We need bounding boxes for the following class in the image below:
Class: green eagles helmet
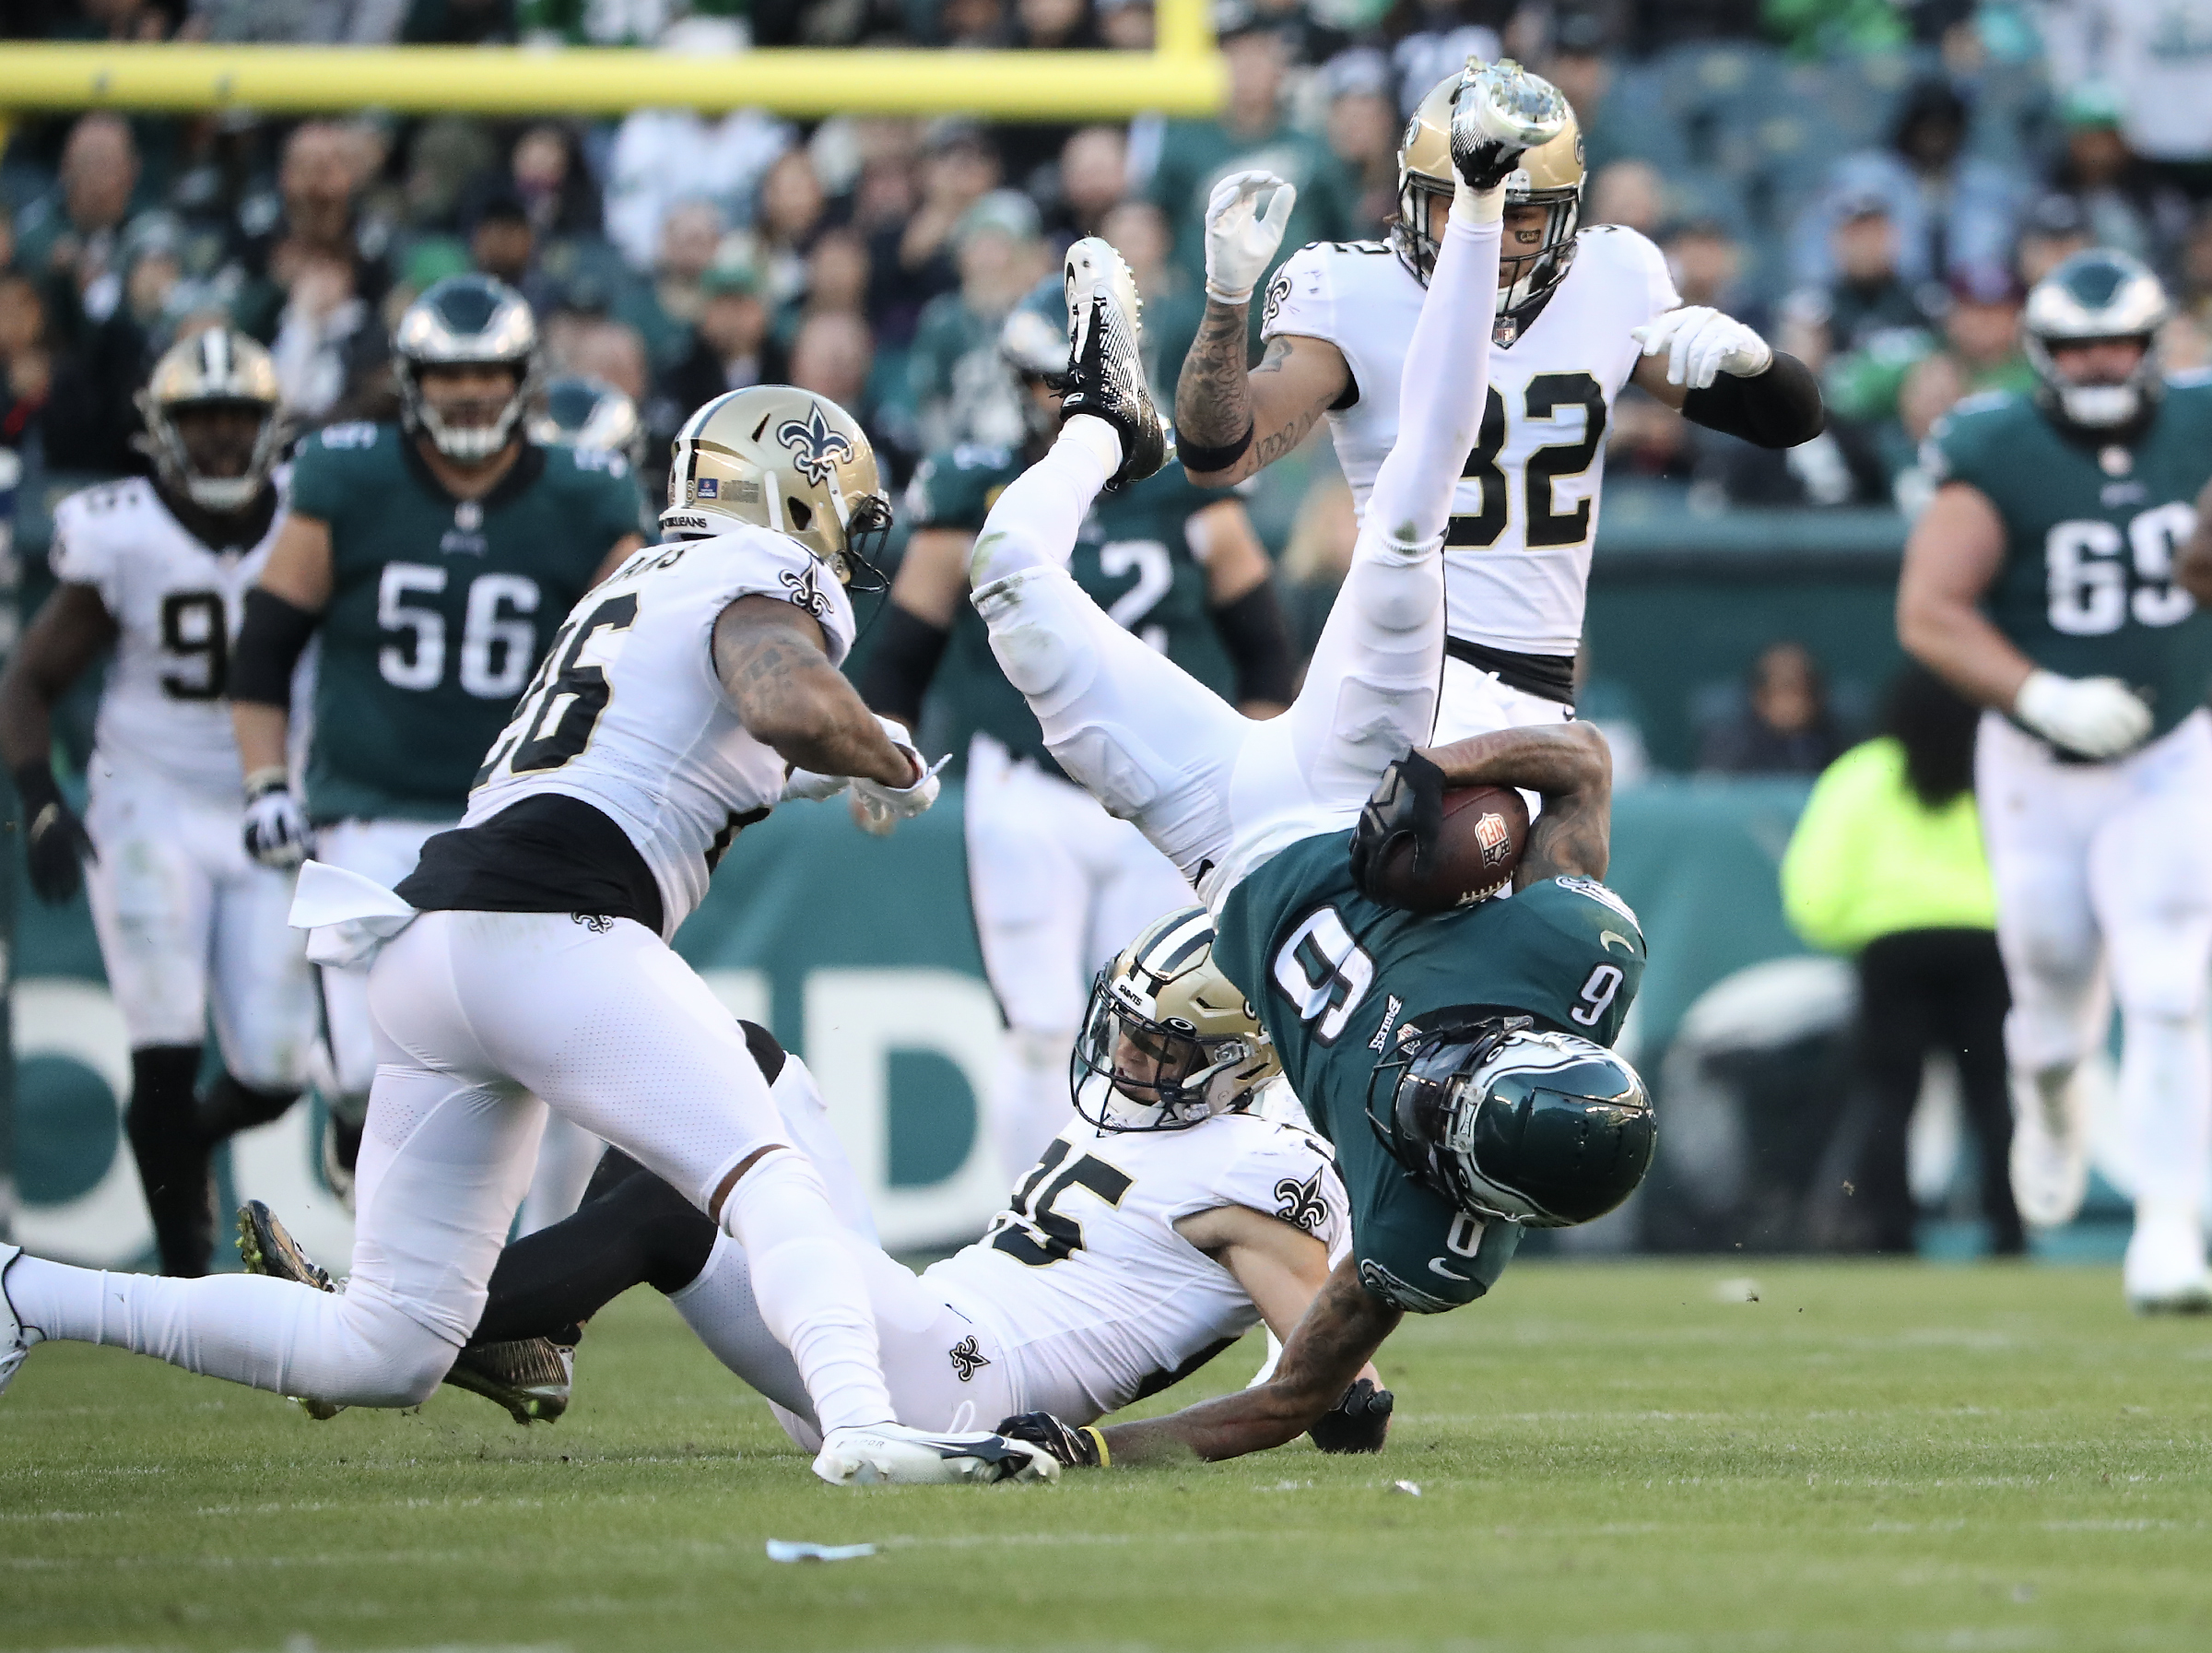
[394,273,540,464]
[531,373,644,467]
[1367,1014,1653,1227]
[2022,248,2171,431]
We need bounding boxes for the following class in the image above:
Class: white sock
[4,1254,453,1407]
[721,1149,895,1435]
[967,419,1119,590]
[1364,212,1501,553]
[667,1234,813,1421]
[2122,1010,2212,1210]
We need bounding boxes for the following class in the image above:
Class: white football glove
[1203,170,1297,305]
[1630,306,1773,390]
[852,754,948,837]
[241,767,310,869]
[781,766,851,803]
[2013,669,2153,760]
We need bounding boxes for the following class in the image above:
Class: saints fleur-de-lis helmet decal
[660,386,894,586]
[775,405,856,486]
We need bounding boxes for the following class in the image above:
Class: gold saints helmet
[1072,906,1283,1131]
[661,386,894,585]
[1395,61,1585,321]
[134,326,287,512]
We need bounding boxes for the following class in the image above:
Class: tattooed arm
[1421,720,1613,887]
[1173,308,1352,487]
[712,595,918,786]
[1092,1256,1401,1463]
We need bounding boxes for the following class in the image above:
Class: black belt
[1444,637,1577,706]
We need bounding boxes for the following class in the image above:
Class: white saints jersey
[465,527,856,937]
[924,1110,1352,1424]
[49,473,288,799]
[1263,226,1678,656]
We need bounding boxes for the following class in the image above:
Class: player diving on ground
[0,384,1062,1489]
[234,909,1394,1457]
[952,60,1655,1469]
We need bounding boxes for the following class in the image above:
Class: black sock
[471,1151,718,1346]
[126,1045,216,1278]
[198,1073,300,1143]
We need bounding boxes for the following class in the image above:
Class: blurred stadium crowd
[6,0,2212,771]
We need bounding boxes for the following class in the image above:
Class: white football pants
[9,910,896,1433]
[967,211,1501,904]
[1429,655,1579,824]
[83,766,317,1089]
[965,731,1194,1178]
[649,1045,1017,1447]
[311,817,446,1118]
[1976,709,2212,1213]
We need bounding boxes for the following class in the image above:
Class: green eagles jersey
[905,443,1236,773]
[1213,834,1649,1314]
[1927,378,2212,741]
[289,422,647,821]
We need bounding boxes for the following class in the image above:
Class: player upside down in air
[0,380,1065,1489]
[236,910,1396,1457]
[955,60,1657,1468]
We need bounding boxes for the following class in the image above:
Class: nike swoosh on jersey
[1601,929,1635,954]
[1428,1257,1472,1281]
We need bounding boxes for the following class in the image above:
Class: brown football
[1368,784,1531,914]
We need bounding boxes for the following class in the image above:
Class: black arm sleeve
[1679,351,1825,449]
[229,587,322,708]
[853,602,952,727]
[1209,576,1297,707]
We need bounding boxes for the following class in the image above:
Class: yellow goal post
[0,0,1221,121]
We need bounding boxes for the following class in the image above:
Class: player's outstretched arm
[1176,326,1351,487]
[1179,1200,1390,1451]
[714,595,921,788]
[1423,719,1613,888]
[1088,1258,1401,1465]
[0,584,116,903]
[1173,169,1349,486]
[1630,309,1825,448]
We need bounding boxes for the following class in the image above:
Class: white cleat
[2009,1067,2090,1229]
[1449,57,1571,191]
[2124,1201,2212,1314]
[812,1423,1059,1487]
[0,1244,42,1399]
[1061,236,1167,488]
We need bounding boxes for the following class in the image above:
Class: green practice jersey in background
[288,422,647,822]
[1213,834,1649,1314]
[903,443,1236,775]
[1926,377,2212,742]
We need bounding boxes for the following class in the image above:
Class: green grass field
[6,1260,2212,1652]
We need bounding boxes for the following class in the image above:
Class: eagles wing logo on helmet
[776,406,856,486]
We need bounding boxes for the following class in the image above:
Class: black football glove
[14,762,95,904]
[1347,750,1445,903]
[996,1410,1104,1468]
[1308,1377,1394,1454]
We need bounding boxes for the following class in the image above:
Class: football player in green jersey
[228,276,647,1191]
[859,291,1296,1178]
[967,64,1656,1466]
[1900,249,2212,1310]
